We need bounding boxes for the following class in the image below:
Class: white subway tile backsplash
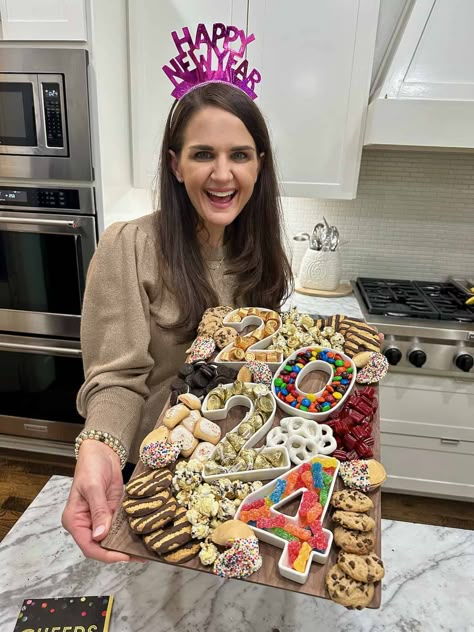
[282,149,474,281]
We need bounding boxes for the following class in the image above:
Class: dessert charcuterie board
[102,371,382,608]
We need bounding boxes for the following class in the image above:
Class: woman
[62,82,293,562]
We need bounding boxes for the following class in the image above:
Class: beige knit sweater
[77,213,236,463]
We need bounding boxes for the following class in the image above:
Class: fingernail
[93,525,105,538]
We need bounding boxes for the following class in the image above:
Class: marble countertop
[1,477,473,631]
[282,291,362,319]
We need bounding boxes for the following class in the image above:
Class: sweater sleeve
[76,221,156,455]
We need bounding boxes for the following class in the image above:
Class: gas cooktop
[356,277,474,324]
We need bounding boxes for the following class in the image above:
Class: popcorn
[173,461,262,540]
[199,542,219,566]
[195,496,219,517]
[192,523,211,540]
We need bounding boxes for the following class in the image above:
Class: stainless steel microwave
[0,48,92,181]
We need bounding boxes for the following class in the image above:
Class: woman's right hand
[62,439,136,563]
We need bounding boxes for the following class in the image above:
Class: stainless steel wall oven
[0,184,96,448]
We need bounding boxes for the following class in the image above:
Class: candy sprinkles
[213,536,263,579]
[273,349,354,412]
[140,440,183,469]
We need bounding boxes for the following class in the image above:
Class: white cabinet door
[247,0,379,199]
[0,0,87,41]
[129,0,248,189]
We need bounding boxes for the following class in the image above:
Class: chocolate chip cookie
[326,564,375,609]
[332,510,375,532]
[214,326,237,350]
[331,489,374,513]
[333,526,375,554]
[337,551,385,583]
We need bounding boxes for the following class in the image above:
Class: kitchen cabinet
[365,0,474,148]
[0,0,87,41]
[246,0,378,199]
[380,373,474,501]
[128,0,379,198]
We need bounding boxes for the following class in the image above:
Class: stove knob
[408,349,426,368]
[384,347,402,366]
[455,353,474,373]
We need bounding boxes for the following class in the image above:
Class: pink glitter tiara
[162,23,262,101]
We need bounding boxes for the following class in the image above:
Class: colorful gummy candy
[270,527,299,542]
[240,498,266,512]
[256,514,286,529]
[273,348,354,413]
[269,478,287,504]
[239,505,270,523]
[284,523,311,541]
[308,531,328,552]
[306,502,322,524]
[288,540,302,565]
[299,491,319,518]
[320,489,328,507]
[283,470,300,497]
[301,470,315,491]
[311,461,323,488]
[322,471,333,488]
[293,542,312,573]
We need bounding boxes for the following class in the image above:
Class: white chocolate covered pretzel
[266,417,336,465]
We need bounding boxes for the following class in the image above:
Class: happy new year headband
[162,23,262,101]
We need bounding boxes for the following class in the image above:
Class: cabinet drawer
[380,376,474,432]
[381,432,474,500]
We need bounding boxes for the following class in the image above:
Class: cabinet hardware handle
[440,437,460,445]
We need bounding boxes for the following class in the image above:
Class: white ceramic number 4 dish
[235,455,340,584]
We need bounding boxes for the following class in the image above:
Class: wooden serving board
[102,373,382,608]
[295,282,353,298]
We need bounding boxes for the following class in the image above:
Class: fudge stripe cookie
[125,468,172,498]
[337,551,385,583]
[122,488,170,517]
[333,526,375,554]
[163,541,201,564]
[129,498,177,534]
[326,564,374,609]
[332,510,375,532]
[143,522,193,555]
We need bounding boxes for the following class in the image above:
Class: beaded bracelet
[75,429,128,469]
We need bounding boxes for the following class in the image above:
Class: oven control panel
[0,186,80,209]
[382,336,474,379]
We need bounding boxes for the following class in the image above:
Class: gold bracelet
[75,429,128,469]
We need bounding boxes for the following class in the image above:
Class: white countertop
[1,476,473,632]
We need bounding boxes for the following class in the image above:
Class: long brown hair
[155,83,293,342]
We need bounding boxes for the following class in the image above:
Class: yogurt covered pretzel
[266,417,337,465]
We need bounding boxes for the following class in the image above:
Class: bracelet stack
[75,429,128,469]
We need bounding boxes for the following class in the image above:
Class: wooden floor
[1,449,473,543]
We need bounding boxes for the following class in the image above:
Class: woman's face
[170,106,262,236]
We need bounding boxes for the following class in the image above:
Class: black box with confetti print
[12,595,114,632]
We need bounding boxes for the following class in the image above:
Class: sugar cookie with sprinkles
[245,360,273,386]
[213,536,263,579]
[356,352,389,384]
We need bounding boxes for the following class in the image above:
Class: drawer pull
[440,437,460,445]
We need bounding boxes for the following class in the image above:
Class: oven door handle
[0,216,79,228]
[0,341,82,357]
